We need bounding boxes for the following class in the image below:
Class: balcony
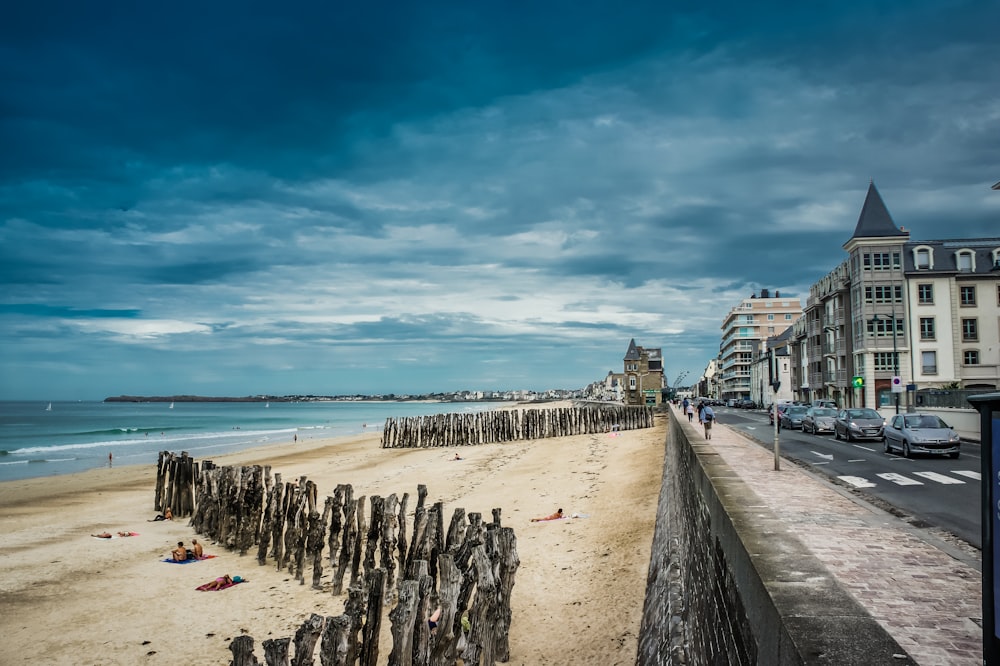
[823,370,847,386]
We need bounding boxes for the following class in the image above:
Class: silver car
[802,407,838,435]
[883,413,961,459]
[834,408,885,442]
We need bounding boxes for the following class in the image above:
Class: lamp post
[870,306,901,415]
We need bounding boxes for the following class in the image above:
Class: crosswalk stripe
[912,471,965,485]
[877,473,923,486]
[952,470,981,480]
[838,476,876,488]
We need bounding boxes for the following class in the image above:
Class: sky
[2,1,999,401]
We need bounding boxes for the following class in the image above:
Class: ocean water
[0,400,508,483]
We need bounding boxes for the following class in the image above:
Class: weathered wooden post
[332,493,358,596]
[387,578,420,666]
[494,526,519,662]
[262,637,290,666]
[291,613,324,666]
[359,569,386,666]
[381,493,399,597]
[319,615,351,666]
[307,507,326,589]
[230,635,260,666]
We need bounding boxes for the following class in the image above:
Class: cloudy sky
[2,1,998,401]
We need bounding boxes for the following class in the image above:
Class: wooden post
[319,615,351,666]
[291,613,325,666]
[429,554,463,666]
[229,635,260,666]
[359,569,386,666]
[332,493,357,596]
[262,637,290,666]
[387,579,419,666]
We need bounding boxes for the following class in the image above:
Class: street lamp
[870,307,900,415]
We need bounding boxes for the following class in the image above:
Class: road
[715,406,982,548]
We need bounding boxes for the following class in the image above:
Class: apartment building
[796,182,999,409]
[719,290,802,403]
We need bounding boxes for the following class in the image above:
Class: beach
[0,406,666,665]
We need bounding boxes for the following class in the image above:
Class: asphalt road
[714,406,982,548]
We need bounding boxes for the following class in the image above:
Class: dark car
[801,407,838,434]
[834,408,885,442]
[883,413,961,458]
[779,405,809,430]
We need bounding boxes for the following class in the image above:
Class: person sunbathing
[199,574,245,590]
[171,541,187,561]
[530,508,564,522]
[149,506,173,521]
[191,538,203,558]
[93,532,113,538]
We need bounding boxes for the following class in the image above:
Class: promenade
[673,404,982,665]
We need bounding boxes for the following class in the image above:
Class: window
[917,284,933,304]
[767,326,775,334]
[865,286,901,303]
[962,318,978,342]
[629,376,637,389]
[863,252,900,270]
[919,317,935,340]
[873,352,899,371]
[867,317,902,337]
[961,285,976,306]
[921,351,937,374]
[956,251,974,272]
[785,313,792,320]
[767,314,774,321]
[915,248,931,269]
[964,350,980,365]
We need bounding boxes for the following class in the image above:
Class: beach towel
[162,555,217,564]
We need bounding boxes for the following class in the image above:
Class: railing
[915,388,995,409]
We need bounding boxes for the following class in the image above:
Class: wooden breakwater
[153,451,197,517]
[184,461,517,666]
[381,404,654,448]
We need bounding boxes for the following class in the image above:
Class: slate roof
[624,338,641,361]
[850,182,907,239]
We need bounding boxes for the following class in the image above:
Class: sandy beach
[0,406,666,665]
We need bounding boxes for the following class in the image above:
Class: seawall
[636,412,912,665]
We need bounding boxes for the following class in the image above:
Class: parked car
[779,405,809,430]
[768,400,793,425]
[833,408,885,442]
[811,399,837,410]
[801,407,838,434]
[883,413,961,458]
[738,399,755,409]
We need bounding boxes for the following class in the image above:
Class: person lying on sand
[530,508,564,522]
[198,574,245,590]
[92,531,135,538]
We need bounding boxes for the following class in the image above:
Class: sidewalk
[673,404,982,666]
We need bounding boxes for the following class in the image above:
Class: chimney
[775,290,781,298]
[760,288,770,299]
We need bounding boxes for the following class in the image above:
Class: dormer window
[991,248,1000,269]
[913,246,932,270]
[956,250,975,272]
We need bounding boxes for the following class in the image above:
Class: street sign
[891,376,904,393]
[851,376,864,388]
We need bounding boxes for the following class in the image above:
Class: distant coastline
[102,394,518,404]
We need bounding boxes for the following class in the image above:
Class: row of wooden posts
[180,460,517,666]
[154,451,197,517]
[381,404,654,448]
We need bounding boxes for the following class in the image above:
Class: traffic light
[851,376,864,388]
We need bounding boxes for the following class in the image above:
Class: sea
[0,400,509,484]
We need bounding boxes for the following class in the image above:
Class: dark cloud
[1,1,998,398]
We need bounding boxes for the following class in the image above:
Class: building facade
[719,290,802,403]
[800,183,999,410]
[623,338,665,405]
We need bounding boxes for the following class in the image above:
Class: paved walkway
[673,405,982,665]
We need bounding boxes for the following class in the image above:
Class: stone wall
[636,414,909,665]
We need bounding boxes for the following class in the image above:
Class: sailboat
[169,402,174,409]
[45,402,52,411]
[265,402,270,408]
